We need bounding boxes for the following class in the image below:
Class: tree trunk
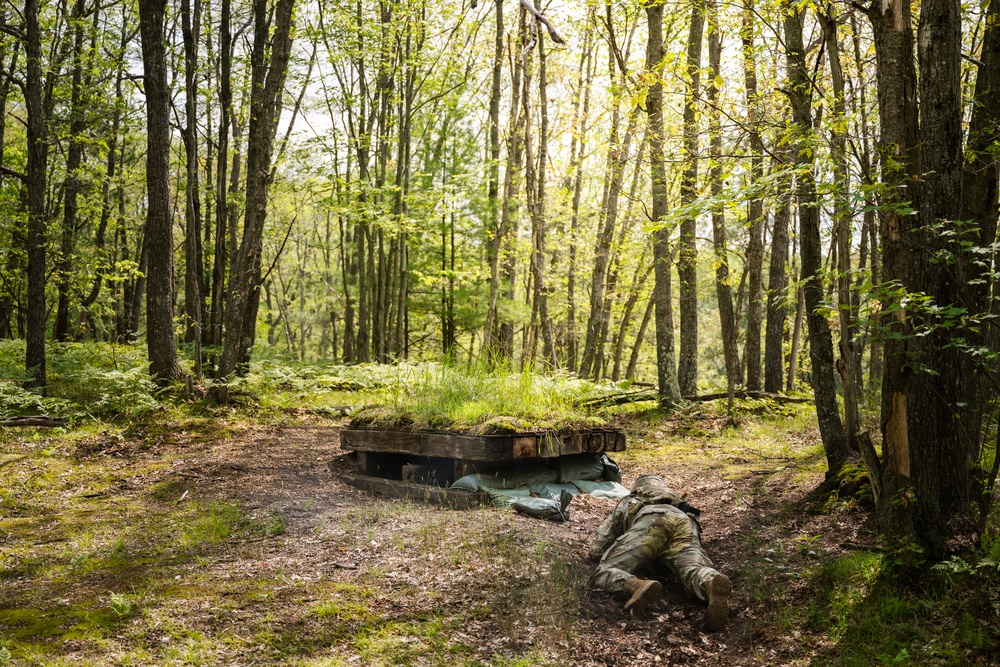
[181,0,204,350]
[529,13,556,367]
[496,8,527,359]
[81,15,128,322]
[647,0,681,405]
[25,0,47,388]
[742,0,764,391]
[677,0,705,396]
[627,293,656,382]
[864,0,999,557]
[785,3,849,476]
[564,11,594,372]
[709,0,740,394]
[215,0,295,382]
[484,0,504,358]
[54,0,87,343]
[850,8,881,396]
[822,7,860,448]
[579,100,638,378]
[210,0,233,362]
[764,163,791,394]
[612,262,652,381]
[138,0,184,383]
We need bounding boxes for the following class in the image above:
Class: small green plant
[109,592,133,618]
[69,554,91,571]
[0,645,11,664]
[793,533,822,549]
[260,515,286,537]
[180,502,243,548]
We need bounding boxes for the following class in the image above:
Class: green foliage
[108,593,133,619]
[179,502,244,548]
[0,341,161,420]
[0,381,73,419]
[795,543,1000,665]
[348,362,615,432]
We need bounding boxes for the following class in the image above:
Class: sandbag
[573,480,631,498]
[510,489,574,522]
[554,454,605,483]
[451,465,558,492]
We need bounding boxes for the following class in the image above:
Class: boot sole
[704,575,731,631]
[624,580,663,614]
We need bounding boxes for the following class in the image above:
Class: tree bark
[496,8,527,360]
[627,293,655,382]
[139,0,184,382]
[54,0,88,343]
[484,0,504,358]
[613,262,652,381]
[215,0,295,382]
[564,11,594,372]
[709,0,740,394]
[25,0,47,388]
[528,11,556,367]
[741,0,764,391]
[210,0,233,363]
[821,7,860,448]
[181,0,204,351]
[864,0,999,557]
[677,0,705,396]
[579,100,638,378]
[647,0,681,405]
[764,165,791,394]
[784,3,849,476]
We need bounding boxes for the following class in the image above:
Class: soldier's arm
[588,513,617,560]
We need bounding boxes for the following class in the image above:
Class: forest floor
[1,403,997,666]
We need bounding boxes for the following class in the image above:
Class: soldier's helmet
[632,474,685,505]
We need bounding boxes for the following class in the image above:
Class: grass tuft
[349,363,615,432]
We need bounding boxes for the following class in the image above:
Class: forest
[0,0,998,664]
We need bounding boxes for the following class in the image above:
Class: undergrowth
[799,539,1000,666]
[348,362,617,433]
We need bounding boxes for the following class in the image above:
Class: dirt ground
[73,420,872,666]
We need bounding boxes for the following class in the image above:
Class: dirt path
[132,422,867,666]
[0,416,882,665]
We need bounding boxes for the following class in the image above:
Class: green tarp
[450,453,630,521]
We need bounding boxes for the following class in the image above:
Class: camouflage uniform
[589,478,720,602]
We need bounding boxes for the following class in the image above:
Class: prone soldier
[589,474,731,631]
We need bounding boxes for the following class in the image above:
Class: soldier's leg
[654,515,720,601]
[589,514,672,593]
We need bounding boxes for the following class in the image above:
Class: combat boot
[622,577,663,614]
[704,573,731,631]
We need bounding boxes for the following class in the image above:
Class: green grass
[348,362,616,433]
[2,352,999,666]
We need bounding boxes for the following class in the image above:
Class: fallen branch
[0,455,30,470]
[282,406,351,417]
[839,541,883,552]
[0,416,69,427]
[581,389,810,409]
[579,390,659,408]
[683,391,810,404]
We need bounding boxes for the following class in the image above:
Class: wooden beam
[333,470,490,510]
[341,427,626,461]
